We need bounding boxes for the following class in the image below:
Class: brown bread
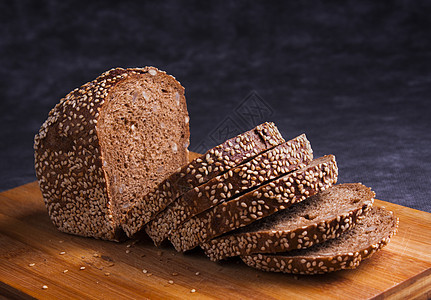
[170,155,338,252]
[241,206,398,274]
[146,134,313,245]
[121,122,285,237]
[34,67,189,240]
[202,183,374,261]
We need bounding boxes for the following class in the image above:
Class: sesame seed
[29,263,35,267]
[42,285,48,290]
[80,266,86,270]
[191,289,197,293]
[168,280,174,284]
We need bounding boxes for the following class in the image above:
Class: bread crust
[146,134,313,246]
[121,122,285,237]
[241,207,398,275]
[34,67,188,240]
[202,183,374,261]
[170,155,338,252]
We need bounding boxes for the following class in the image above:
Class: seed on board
[42,285,48,290]
[168,280,174,284]
[80,266,86,270]
[142,269,148,273]
[104,272,111,276]
[63,270,68,273]
[191,289,196,293]
[60,251,66,255]
[195,272,200,275]
[29,263,35,267]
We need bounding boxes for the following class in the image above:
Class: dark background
[1,1,430,212]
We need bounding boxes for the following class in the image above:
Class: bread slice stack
[141,130,397,274]
[35,67,398,275]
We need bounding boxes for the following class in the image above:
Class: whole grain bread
[202,183,374,261]
[121,122,285,237]
[241,206,398,274]
[146,134,313,246]
[34,67,189,240]
[170,155,339,252]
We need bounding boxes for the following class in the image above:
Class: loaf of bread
[241,207,398,274]
[34,67,190,240]
[201,183,374,261]
[146,134,313,246]
[121,122,285,237]
[170,155,338,252]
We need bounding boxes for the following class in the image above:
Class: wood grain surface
[0,153,430,299]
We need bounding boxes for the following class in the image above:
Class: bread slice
[202,183,374,261]
[146,134,314,246]
[34,67,189,240]
[121,122,285,237]
[241,206,398,274]
[170,155,339,252]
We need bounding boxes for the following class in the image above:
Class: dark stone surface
[1,1,430,212]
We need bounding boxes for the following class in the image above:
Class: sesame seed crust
[121,122,285,237]
[34,67,188,241]
[201,183,374,261]
[145,134,313,246]
[241,207,398,275]
[169,155,338,252]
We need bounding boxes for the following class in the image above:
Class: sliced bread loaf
[34,67,189,240]
[241,206,398,274]
[145,134,313,245]
[121,122,284,237]
[202,183,374,261]
[170,155,339,252]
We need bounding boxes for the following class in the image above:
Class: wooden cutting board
[1,154,430,299]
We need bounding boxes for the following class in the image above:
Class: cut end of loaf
[98,70,189,219]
